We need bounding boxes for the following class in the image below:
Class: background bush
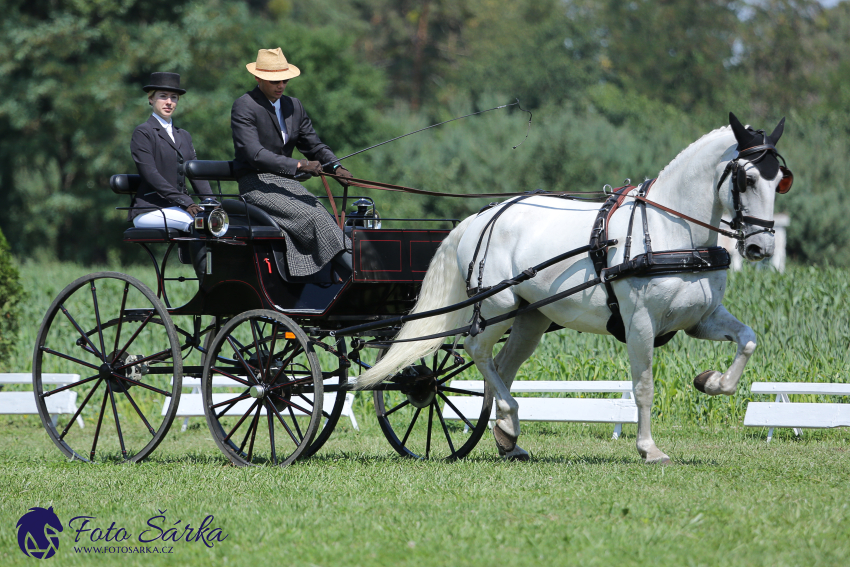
[0,226,25,372]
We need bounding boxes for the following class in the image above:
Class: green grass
[0,418,847,567]
[2,260,849,565]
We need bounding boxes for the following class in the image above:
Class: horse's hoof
[645,455,672,465]
[693,370,720,394]
[493,423,518,454]
[505,450,530,462]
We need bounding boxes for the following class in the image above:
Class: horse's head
[718,112,793,262]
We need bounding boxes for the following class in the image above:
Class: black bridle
[716,140,794,243]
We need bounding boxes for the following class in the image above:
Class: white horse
[356,113,791,464]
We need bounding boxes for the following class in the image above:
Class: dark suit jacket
[231,87,339,178]
[129,115,212,220]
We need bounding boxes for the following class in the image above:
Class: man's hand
[334,167,354,187]
[297,160,323,176]
[186,204,202,216]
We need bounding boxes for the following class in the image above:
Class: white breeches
[133,207,193,232]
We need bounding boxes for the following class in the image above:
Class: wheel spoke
[113,374,171,397]
[400,406,422,447]
[286,405,305,441]
[268,342,304,385]
[226,336,260,383]
[439,386,484,397]
[59,304,104,361]
[438,391,477,431]
[435,399,456,455]
[268,393,312,416]
[41,374,99,398]
[266,403,278,465]
[89,387,110,460]
[113,347,174,372]
[111,283,131,358]
[209,366,253,387]
[249,320,266,379]
[384,398,411,417]
[426,403,434,459]
[269,402,300,445]
[106,381,128,459]
[40,347,101,372]
[223,398,260,442]
[242,407,262,459]
[210,392,251,409]
[296,393,329,419]
[121,384,157,436]
[59,378,103,440]
[90,281,108,365]
[435,361,476,386]
[265,323,279,381]
[112,311,154,364]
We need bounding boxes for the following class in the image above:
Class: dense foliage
[2,0,850,264]
[0,227,24,371]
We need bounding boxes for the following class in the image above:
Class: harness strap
[632,195,741,239]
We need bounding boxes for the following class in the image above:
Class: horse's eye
[746,177,756,187]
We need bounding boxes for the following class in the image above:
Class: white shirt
[152,112,175,143]
[270,98,288,144]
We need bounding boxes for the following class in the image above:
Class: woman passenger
[129,72,212,230]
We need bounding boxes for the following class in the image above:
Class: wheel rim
[372,344,492,460]
[32,272,182,463]
[202,310,323,466]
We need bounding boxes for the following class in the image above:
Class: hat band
[256,67,289,72]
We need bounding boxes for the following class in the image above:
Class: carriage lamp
[347,198,381,229]
[193,198,230,237]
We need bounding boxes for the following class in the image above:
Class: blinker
[777,166,793,194]
[735,166,747,193]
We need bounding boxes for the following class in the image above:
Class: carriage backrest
[110,174,141,195]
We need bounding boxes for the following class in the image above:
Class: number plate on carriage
[352,229,449,282]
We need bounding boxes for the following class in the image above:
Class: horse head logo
[16,507,63,559]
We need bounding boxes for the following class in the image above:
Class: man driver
[231,47,354,277]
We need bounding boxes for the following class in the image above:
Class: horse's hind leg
[686,304,757,396]
[494,309,552,389]
[464,317,532,460]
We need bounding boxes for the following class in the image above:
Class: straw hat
[246,48,301,81]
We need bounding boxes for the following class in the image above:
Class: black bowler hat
[142,72,186,95]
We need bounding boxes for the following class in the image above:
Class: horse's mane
[657,125,733,179]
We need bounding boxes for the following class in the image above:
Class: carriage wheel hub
[99,363,113,381]
[249,384,268,399]
[406,378,437,409]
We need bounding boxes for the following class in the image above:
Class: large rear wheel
[372,342,493,460]
[32,272,182,463]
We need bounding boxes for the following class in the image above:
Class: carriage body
[31,161,492,467]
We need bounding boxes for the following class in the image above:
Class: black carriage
[32,161,494,466]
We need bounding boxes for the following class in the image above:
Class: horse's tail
[353,215,475,389]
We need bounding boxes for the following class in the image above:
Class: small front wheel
[202,310,323,466]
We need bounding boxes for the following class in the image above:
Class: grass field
[1,261,848,565]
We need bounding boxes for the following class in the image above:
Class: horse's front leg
[626,317,670,464]
[686,304,756,396]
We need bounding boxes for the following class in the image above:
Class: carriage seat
[110,172,282,241]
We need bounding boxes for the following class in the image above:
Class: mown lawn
[0,416,847,567]
[2,261,849,566]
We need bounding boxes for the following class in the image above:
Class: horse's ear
[768,117,785,145]
[729,112,749,146]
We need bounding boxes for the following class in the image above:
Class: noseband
[716,140,794,242]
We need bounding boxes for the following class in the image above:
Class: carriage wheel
[300,335,348,458]
[32,272,182,463]
[372,343,493,460]
[202,310,323,466]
